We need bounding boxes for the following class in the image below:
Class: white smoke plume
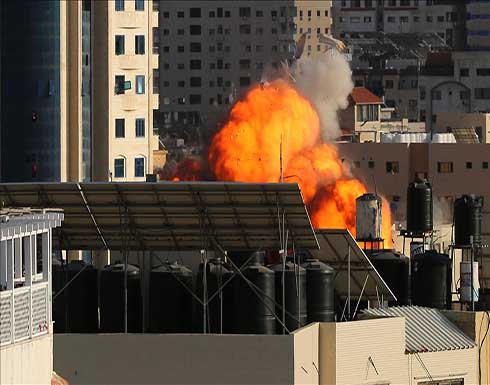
[292,52,354,140]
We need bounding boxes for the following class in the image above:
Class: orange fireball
[208,79,393,246]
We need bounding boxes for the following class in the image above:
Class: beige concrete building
[92,0,159,182]
[157,1,332,136]
[436,112,490,144]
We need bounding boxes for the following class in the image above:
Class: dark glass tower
[1,0,61,182]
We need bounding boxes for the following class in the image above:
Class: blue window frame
[115,0,124,11]
[135,0,144,11]
[135,118,145,137]
[136,75,145,94]
[114,158,125,178]
[135,157,145,177]
[115,119,125,138]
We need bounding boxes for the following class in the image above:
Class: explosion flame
[207,79,392,244]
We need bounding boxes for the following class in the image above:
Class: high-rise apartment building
[466,0,490,50]
[0,0,159,183]
[156,0,332,136]
[333,0,465,48]
[92,0,160,182]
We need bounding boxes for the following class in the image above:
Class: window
[240,59,251,70]
[190,25,201,35]
[209,10,215,17]
[356,104,379,122]
[152,28,159,54]
[325,10,329,16]
[189,94,201,104]
[317,10,320,16]
[177,46,184,53]
[308,10,312,17]
[178,63,184,69]
[427,16,433,22]
[386,161,400,174]
[400,16,409,23]
[136,75,145,94]
[135,118,145,137]
[115,0,124,11]
[178,29,185,35]
[115,75,125,94]
[135,0,144,11]
[414,16,419,22]
[134,157,145,177]
[420,87,426,100]
[177,11,184,18]
[466,161,473,169]
[178,80,185,87]
[115,119,125,138]
[115,35,125,55]
[400,0,410,5]
[256,27,263,35]
[240,76,251,87]
[190,77,201,87]
[271,27,277,34]
[114,158,125,178]
[385,79,394,89]
[432,90,442,100]
[368,161,375,169]
[460,90,470,100]
[190,42,201,52]
[437,15,444,22]
[239,7,251,17]
[483,162,489,169]
[256,45,263,52]
[437,162,453,173]
[365,0,372,6]
[153,69,159,94]
[460,68,469,77]
[387,0,396,6]
[190,60,201,70]
[163,46,170,53]
[364,16,372,22]
[476,68,490,76]
[475,88,490,99]
[240,24,251,34]
[163,11,169,18]
[353,161,361,168]
[387,16,395,23]
[351,16,361,23]
[189,7,201,18]
[256,10,263,17]
[152,0,159,11]
[135,35,145,54]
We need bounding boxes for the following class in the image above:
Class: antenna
[280,132,284,183]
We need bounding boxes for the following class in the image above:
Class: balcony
[0,210,63,348]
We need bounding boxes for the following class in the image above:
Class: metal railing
[0,281,49,347]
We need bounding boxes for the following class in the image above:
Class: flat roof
[0,182,318,251]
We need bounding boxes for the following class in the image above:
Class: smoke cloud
[292,52,354,141]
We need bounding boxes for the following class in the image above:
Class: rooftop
[362,306,476,354]
[349,87,383,105]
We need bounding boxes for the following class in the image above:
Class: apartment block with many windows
[156,1,332,136]
[92,0,160,182]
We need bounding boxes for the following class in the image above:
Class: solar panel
[0,182,318,251]
[310,229,396,302]
[451,128,480,144]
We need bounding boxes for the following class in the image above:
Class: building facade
[0,0,159,183]
[156,1,332,137]
[466,0,490,50]
[332,0,465,49]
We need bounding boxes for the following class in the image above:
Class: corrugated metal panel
[362,306,476,353]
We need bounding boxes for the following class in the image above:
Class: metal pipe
[347,244,351,320]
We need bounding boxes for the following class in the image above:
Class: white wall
[0,333,53,385]
[54,333,296,385]
[293,323,320,385]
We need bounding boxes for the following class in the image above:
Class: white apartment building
[419,51,490,130]
[92,0,160,182]
[157,0,332,136]
[333,0,465,48]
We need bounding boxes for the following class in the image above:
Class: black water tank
[411,251,451,309]
[270,261,307,333]
[100,263,142,333]
[195,259,234,333]
[52,260,99,333]
[407,178,433,233]
[149,262,194,333]
[233,261,276,334]
[369,250,409,306]
[454,195,482,246]
[301,259,335,322]
[52,259,68,333]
